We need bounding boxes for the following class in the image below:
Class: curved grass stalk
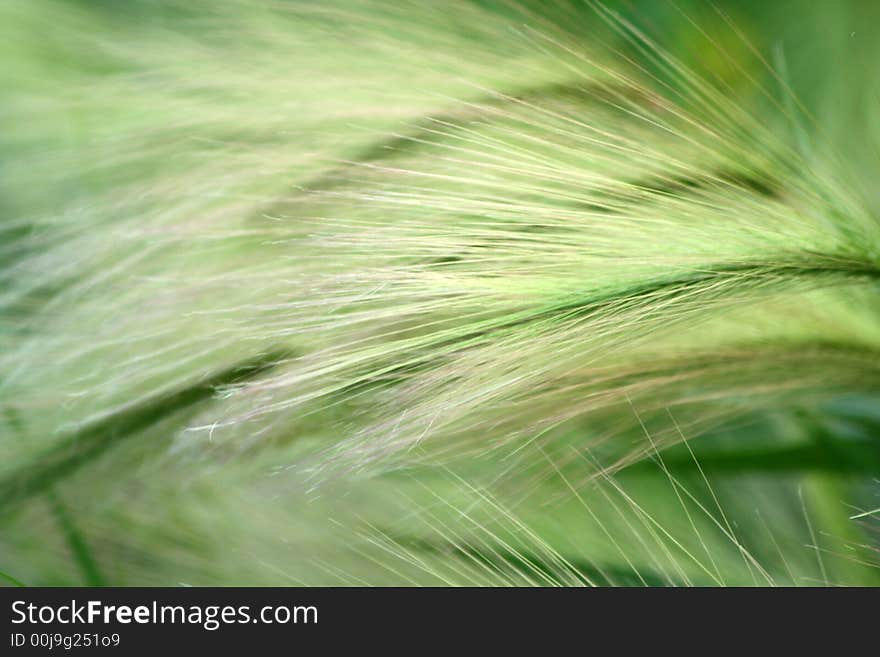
[1,0,879,587]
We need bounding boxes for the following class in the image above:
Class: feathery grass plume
[1,0,879,586]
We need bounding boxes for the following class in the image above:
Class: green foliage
[1,0,878,586]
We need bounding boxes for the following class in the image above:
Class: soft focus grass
[1,0,879,586]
